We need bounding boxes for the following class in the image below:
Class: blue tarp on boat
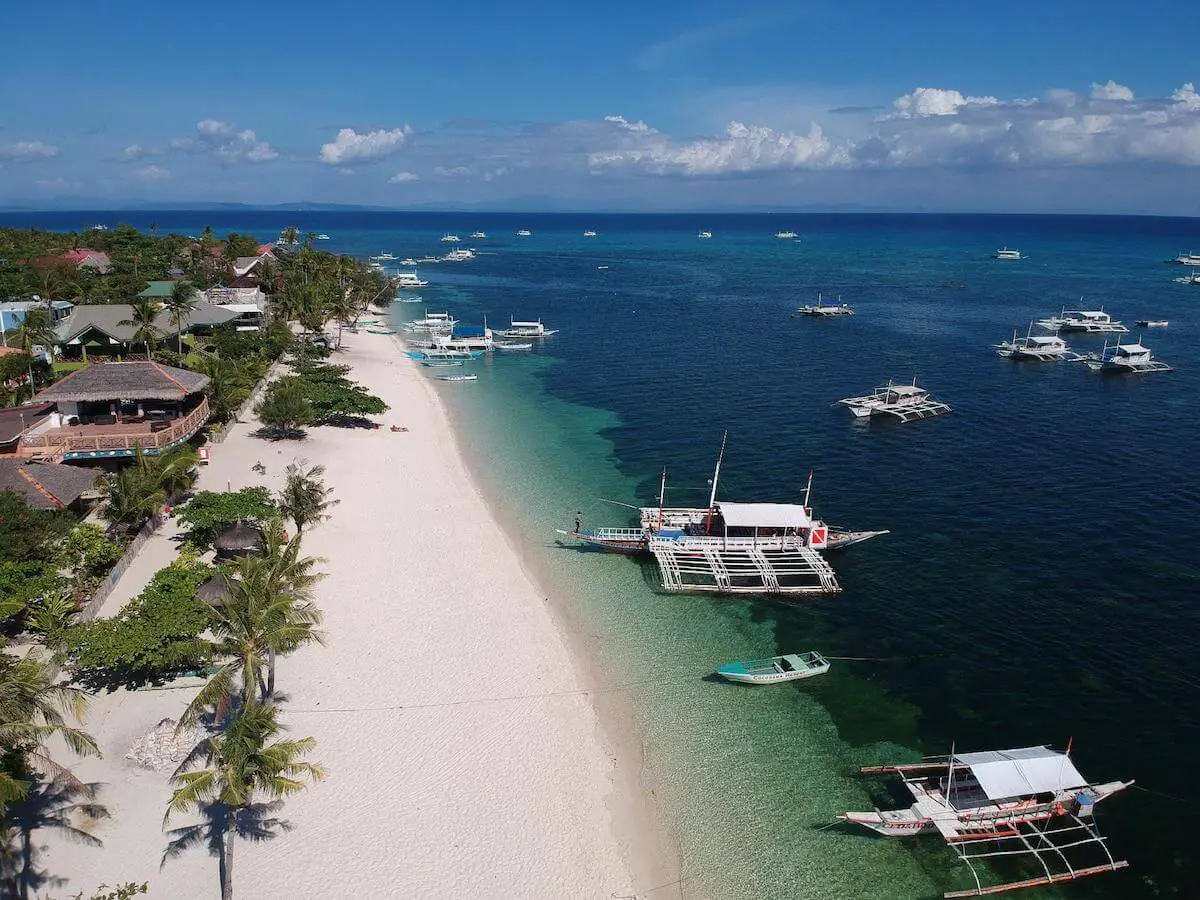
[454,325,486,338]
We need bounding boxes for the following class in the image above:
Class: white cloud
[118,144,154,161]
[319,127,410,165]
[0,140,59,162]
[133,164,171,182]
[1091,80,1135,102]
[1171,82,1200,109]
[892,87,1000,118]
[604,115,655,134]
[172,119,278,164]
[389,171,419,183]
[432,165,472,178]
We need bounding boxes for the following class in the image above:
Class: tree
[254,381,314,437]
[0,649,99,809]
[194,354,251,424]
[0,493,73,564]
[99,445,196,529]
[9,308,55,393]
[176,488,277,547]
[326,290,358,348]
[277,463,338,535]
[118,297,160,360]
[165,703,323,900]
[180,522,324,721]
[163,281,199,355]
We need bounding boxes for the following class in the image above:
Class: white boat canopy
[715,502,812,529]
[953,746,1087,800]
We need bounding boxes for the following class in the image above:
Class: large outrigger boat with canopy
[842,743,1132,897]
[556,434,888,595]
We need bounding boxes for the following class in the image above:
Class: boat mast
[946,741,956,806]
[704,431,728,533]
[657,468,667,530]
[803,470,814,512]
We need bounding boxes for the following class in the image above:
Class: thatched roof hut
[34,362,209,403]
[214,522,262,558]
[196,574,234,606]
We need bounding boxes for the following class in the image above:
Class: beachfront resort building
[0,458,103,512]
[16,361,210,462]
[53,301,239,359]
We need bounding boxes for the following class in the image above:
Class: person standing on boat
[574,511,583,534]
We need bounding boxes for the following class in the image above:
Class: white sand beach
[40,331,672,899]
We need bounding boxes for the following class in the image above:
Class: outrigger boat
[796,294,855,317]
[1171,250,1200,265]
[1136,319,1168,327]
[419,359,464,368]
[842,744,1132,898]
[993,247,1023,260]
[717,650,829,684]
[839,379,951,423]
[556,435,888,595]
[1036,306,1128,334]
[493,318,558,339]
[1083,337,1172,374]
[435,373,477,382]
[403,311,458,335]
[494,341,533,351]
[1173,270,1200,284]
[995,323,1079,361]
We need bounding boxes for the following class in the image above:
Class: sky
[2,0,1200,213]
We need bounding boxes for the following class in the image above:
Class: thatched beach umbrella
[196,574,233,606]
[213,522,263,558]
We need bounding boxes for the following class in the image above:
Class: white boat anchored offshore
[583,230,597,237]
[493,318,558,339]
[698,230,713,239]
[1172,250,1200,265]
[995,323,1079,361]
[442,248,477,262]
[470,231,487,239]
[494,342,534,351]
[316,233,330,240]
[717,651,829,685]
[403,311,457,334]
[393,272,429,288]
[796,294,854,317]
[1173,270,1200,285]
[371,252,397,262]
[993,247,1024,260]
[435,373,478,382]
[842,744,1132,897]
[515,229,532,237]
[775,230,798,239]
[1084,337,1172,374]
[1136,319,1169,328]
[556,436,888,596]
[1036,307,1128,334]
[839,379,952,423]
[440,234,461,243]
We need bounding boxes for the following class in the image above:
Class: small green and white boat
[717,650,829,685]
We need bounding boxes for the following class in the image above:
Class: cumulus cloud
[389,171,419,183]
[0,140,58,162]
[1091,80,1134,101]
[604,115,655,134]
[892,87,1000,117]
[172,119,278,164]
[589,82,1200,176]
[319,127,410,165]
[133,164,170,182]
[118,144,156,162]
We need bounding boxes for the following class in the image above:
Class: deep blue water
[5,210,1199,897]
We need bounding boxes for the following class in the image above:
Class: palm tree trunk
[223,807,236,900]
[266,646,276,700]
[178,327,183,355]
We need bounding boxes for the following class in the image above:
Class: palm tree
[118,297,160,360]
[195,354,251,423]
[326,290,359,347]
[0,649,99,808]
[100,463,165,529]
[180,523,325,723]
[165,703,323,900]
[163,281,199,355]
[8,309,55,395]
[277,462,338,536]
[153,444,200,502]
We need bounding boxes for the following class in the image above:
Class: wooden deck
[18,399,210,459]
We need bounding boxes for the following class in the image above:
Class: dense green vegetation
[176,487,278,547]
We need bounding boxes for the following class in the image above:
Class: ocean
[6,210,1198,898]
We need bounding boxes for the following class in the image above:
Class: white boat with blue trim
[717,651,829,684]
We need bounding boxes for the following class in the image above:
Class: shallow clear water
[9,210,1199,898]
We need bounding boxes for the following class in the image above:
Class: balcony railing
[20,398,210,457]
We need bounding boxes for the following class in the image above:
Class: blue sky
[3,0,1200,212]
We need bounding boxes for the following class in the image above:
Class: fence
[74,514,162,623]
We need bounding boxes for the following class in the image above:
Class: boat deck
[648,538,840,594]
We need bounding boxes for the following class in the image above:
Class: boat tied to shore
[717,651,829,684]
[556,435,888,595]
[838,379,952,423]
[841,744,1132,897]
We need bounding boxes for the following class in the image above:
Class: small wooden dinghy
[717,650,829,685]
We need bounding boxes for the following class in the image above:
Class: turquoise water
[7,211,1198,898]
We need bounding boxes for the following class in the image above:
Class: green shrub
[176,487,278,546]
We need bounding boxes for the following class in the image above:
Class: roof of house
[33,361,210,402]
[0,459,103,509]
[226,275,261,289]
[60,249,112,273]
[55,301,238,344]
[0,346,30,358]
[256,244,277,256]
[0,299,75,313]
[0,403,54,446]
[137,281,178,298]
[233,257,263,275]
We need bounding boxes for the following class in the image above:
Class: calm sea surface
[6,211,1199,898]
